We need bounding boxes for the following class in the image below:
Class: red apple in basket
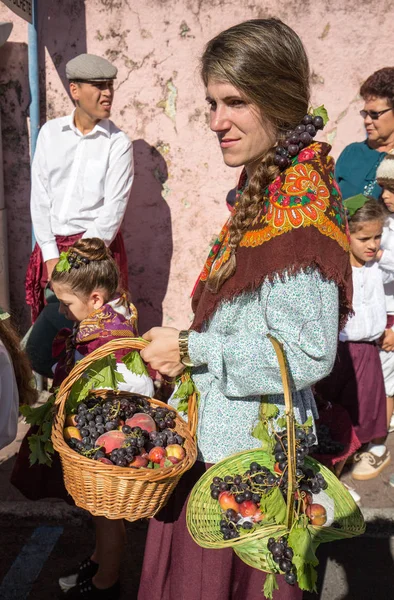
[218,492,240,513]
[239,501,259,518]
[166,444,186,461]
[252,509,265,523]
[148,446,167,464]
[306,503,327,526]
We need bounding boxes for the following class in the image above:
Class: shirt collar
[62,108,111,138]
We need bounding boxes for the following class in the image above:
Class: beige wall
[0,0,392,332]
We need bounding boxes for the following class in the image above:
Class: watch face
[181,356,194,368]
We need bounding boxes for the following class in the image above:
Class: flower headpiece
[55,250,90,273]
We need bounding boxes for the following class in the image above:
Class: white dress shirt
[0,340,19,450]
[380,215,394,317]
[31,110,134,262]
[340,261,394,342]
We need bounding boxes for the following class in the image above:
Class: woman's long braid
[208,146,280,292]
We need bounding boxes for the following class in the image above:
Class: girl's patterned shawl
[52,296,138,386]
[192,142,353,332]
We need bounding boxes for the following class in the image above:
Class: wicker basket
[186,335,365,574]
[52,338,197,521]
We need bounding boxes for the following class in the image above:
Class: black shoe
[59,558,99,592]
[62,578,120,599]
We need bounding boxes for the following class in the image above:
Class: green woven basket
[186,335,366,579]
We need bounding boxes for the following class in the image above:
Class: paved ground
[1,392,394,599]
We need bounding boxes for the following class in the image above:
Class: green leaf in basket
[288,520,319,567]
[27,432,53,466]
[292,558,318,593]
[177,398,189,414]
[259,486,287,524]
[276,416,287,429]
[287,519,319,591]
[263,573,279,600]
[172,379,190,400]
[20,395,55,427]
[66,354,126,413]
[260,400,279,421]
[252,421,273,453]
[122,351,149,376]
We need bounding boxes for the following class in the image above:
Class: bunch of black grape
[311,423,345,456]
[274,114,324,170]
[210,461,280,503]
[267,537,296,585]
[148,428,184,448]
[274,427,328,496]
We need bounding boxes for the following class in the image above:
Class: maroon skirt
[137,461,302,600]
[314,340,387,444]
[10,425,73,504]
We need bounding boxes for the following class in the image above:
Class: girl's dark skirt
[137,460,302,600]
[315,340,387,444]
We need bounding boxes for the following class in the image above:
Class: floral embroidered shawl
[191,142,353,332]
[52,296,138,386]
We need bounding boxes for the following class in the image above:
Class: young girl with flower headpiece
[12,237,153,600]
[316,196,392,482]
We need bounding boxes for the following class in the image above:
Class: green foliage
[66,354,125,413]
[312,105,329,126]
[288,517,319,592]
[260,487,287,524]
[56,251,71,273]
[263,573,279,599]
[122,351,148,376]
[20,396,56,466]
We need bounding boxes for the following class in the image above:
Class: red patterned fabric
[191,142,353,332]
[25,231,129,323]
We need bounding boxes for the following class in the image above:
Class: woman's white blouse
[380,215,394,316]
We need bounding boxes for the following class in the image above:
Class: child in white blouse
[376,155,394,434]
[316,195,392,481]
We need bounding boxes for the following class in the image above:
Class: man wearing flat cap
[25,53,133,377]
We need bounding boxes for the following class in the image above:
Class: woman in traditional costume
[138,19,352,600]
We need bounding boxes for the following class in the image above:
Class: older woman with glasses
[336,67,394,199]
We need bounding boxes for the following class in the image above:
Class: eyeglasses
[360,108,392,120]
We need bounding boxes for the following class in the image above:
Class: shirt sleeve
[0,346,19,451]
[188,270,339,398]
[30,126,59,262]
[82,136,134,245]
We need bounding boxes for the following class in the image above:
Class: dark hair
[51,238,120,301]
[0,319,37,407]
[201,19,310,291]
[348,198,387,233]
[360,67,394,107]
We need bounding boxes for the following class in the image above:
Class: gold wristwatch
[178,330,194,367]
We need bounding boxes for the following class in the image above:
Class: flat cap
[66,53,117,81]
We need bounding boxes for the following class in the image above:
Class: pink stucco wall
[0,0,393,333]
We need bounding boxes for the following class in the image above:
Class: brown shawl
[191,142,353,331]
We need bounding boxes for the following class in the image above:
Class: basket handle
[55,336,198,436]
[267,334,296,531]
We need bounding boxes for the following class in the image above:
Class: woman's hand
[379,328,394,352]
[141,327,185,377]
